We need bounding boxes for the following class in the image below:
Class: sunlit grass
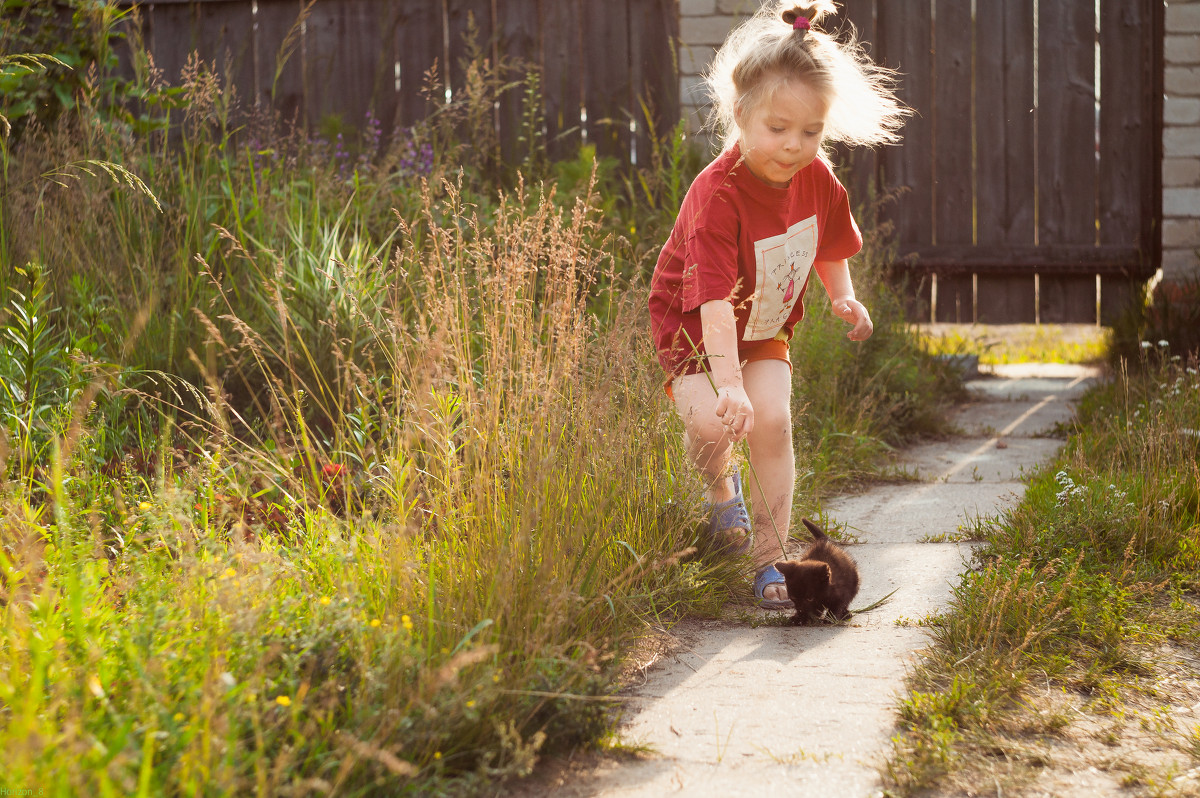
[917,323,1110,365]
[884,350,1200,794]
[0,17,964,792]
[0,176,733,794]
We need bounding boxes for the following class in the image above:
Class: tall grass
[0,166,739,794]
[0,8,965,792]
[885,349,1200,793]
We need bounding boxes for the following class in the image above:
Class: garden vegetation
[1,4,960,794]
[885,342,1200,793]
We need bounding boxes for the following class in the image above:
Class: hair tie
[793,16,811,32]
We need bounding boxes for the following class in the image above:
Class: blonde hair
[704,1,909,154]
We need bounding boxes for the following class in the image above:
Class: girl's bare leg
[741,360,795,599]
[672,360,795,601]
[672,372,744,541]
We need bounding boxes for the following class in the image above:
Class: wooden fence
[832,0,1163,324]
[116,0,678,164]
[103,1,1164,324]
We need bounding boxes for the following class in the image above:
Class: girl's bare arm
[700,299,754,440]
[814,259,873,341]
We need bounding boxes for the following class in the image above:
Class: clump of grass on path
[884,348,1200,795]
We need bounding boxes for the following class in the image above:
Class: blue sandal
[754,564,793,609]
[703,469,752,556]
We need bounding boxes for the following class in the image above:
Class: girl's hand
[832,298,874,341]
[714,384,754,442]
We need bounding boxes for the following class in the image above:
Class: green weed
[0,7,963,793]
[884,351,1200,795]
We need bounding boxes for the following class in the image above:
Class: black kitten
[775,518,860,623]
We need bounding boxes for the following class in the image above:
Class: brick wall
[1164,0,1200,283]
[678,0,1200,283]
[678,0,767,149]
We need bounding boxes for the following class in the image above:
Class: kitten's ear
[775,560,797,577]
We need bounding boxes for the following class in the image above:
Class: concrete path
[545,363,1101,798]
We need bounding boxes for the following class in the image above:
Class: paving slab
[899,438,1061,483]
[525,365,1102,798]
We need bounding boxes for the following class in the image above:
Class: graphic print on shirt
[743,215,818,341]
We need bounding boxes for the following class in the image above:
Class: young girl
[648,1,907,607]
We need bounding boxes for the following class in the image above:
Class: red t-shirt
[648,145,863,377]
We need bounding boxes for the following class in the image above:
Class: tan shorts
[664,337,792,401]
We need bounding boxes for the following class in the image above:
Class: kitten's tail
[802,518,829,540]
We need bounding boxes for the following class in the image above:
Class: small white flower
[1141,341,1153,350]
[1158,339,1170,348]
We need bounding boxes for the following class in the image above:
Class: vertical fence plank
[443,0,493,160]
[877,0,933,255]
[1099,0,1152,279]
[1037,0,1096,247]
[1040,275,1096,323]
[1100,275,1136,325]
[495,1,540,167]
[254,0,305,126]
[976,274,1036,323]
[145,3,197,88]
[397,0,443,129]
[628,0,676,166]
[837,0,876,52]
[541,0,582,160]
[933,0,972,250]
[580,0,631,161]
[830,0,878,206]
[446,0,494,90]
[628,0,679,167]
[976,0,1036,249]
[934,273,973,324]
[303,0,398,137]
[902,271,934,323]
[191,1,256,116]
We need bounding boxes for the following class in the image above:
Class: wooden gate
[833,0,1162,324]
[115,0,678,165]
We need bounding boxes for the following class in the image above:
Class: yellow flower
[173,712,185,722]
[433,751,442,760]
[245,692,257,704]
[466,700,476,708]
[275,695,292,707]
[222,567,236,579]
[440,647,449,655]
[138,501,152,511]
[401,614,413,632]
[319,596,332,606]
[369,619,381,628]
[492,674,500,683]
